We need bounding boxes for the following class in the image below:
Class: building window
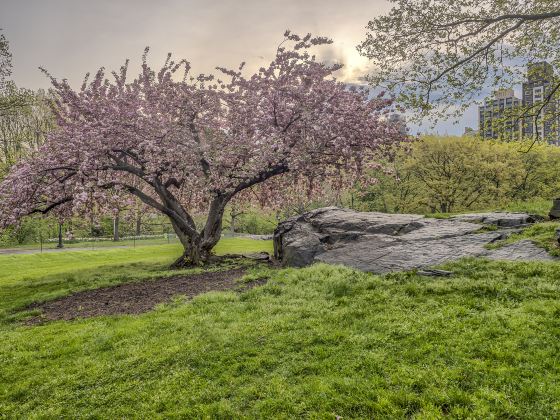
[533,86,544,102]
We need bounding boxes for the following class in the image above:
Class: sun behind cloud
[325,34,372,84]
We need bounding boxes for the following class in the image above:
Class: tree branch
[28,196,73,215]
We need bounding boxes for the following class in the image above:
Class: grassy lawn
[0,238,272,323]
[499,198,553,217]
[486,221,560,256]
[11,236,177,250]
[0,238,273,285]
[1,238,559,417]
[0,234,270,251]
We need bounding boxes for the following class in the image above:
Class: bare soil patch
[26,268,266,324]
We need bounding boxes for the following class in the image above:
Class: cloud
[1,0,482,134]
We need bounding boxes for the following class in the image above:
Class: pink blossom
[0,32,406,264]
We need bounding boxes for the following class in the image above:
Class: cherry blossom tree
[0,32,405,266]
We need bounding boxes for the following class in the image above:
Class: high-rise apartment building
[478,88,522,140]
[522,62,559,145]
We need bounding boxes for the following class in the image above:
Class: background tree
[358,0,560,135]
[359,136,560,214]
[0,29,29,119]
[0,32,404,266]
[0,89,54,177]
[227,204,245,235]
[130,200,155,236]
[0,29,11,91]
[0,30,50,178]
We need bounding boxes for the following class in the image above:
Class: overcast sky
[0,0,476,134]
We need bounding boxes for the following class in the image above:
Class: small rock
[490,228,524,242]
[245,252,271,261]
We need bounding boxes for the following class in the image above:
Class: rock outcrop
[449,212,539,227]
[273,207,554,273]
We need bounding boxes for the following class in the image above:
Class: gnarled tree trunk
[169,195,228,268]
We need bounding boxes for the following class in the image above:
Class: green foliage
[0,254,559,417]
[488,221,560,256]
[0,88,53,167]
[0,216,53,246]
[235,212,277,234]
[0,29,11,86]
[501,198,554,217]
[359,1,560,123]
[359,136,560,214]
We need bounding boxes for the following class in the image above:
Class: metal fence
[0,232,272,255]
[17,233,181,254]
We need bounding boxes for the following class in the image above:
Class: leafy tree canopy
[359,0,560,123]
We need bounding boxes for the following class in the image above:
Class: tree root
[169,251,273,269]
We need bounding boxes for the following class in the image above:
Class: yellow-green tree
[360,136,560,214]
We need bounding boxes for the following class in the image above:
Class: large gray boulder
[273,207,553,273]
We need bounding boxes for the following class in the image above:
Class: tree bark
[201,196,227,251]
[113,216,120,242]
[168,195,228,268]
[229,205,244,234]
[56,223,64,248]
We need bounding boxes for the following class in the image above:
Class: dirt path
[25,268,267,324]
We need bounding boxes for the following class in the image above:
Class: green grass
[1,234,270,251]
[0,238,272,286]
[0,238,272,324]
[500,198,553,217]
[0,239,559,417]
[487,221,560,256]
[26,236,175,250]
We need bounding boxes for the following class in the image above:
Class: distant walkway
[0,245,133,255]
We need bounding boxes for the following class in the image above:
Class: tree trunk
[169,195,228,268]
[56,223,64,248]
[230,211,236,234]
[229,206,244,234]
[90,214,95,237]
[201,197,227,250]
[135,215,142,236]
[113,216,120,242]
[169,234,215,268]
